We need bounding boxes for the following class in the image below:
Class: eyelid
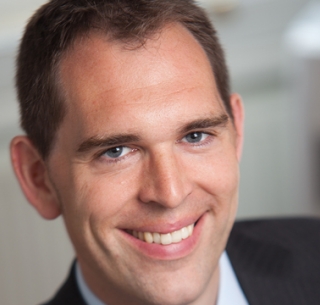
[181,132,208,142]
[96,145,135,161]
[181,130,216,141]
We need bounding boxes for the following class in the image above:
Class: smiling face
[45,24,243,305]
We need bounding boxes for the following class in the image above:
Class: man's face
[47,24,243,305]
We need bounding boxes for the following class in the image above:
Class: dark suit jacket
[42,218,320,305]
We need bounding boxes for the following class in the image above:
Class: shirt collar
[216,251,249,305]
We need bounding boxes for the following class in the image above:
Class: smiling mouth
[127,223,195,245]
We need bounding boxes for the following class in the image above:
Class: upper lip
[121,213,204,234]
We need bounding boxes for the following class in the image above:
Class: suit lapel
[226,219,320,305]
[226,225,292,305]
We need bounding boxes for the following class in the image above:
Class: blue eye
[104,146,132,158]
[184,132,208,143]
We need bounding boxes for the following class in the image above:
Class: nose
[138,148,192,208]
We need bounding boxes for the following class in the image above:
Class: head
[11,1,244,305]
[15,0,231,159]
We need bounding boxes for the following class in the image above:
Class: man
[10,0,320,304]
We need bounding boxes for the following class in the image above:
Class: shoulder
[230,217,320,240]
[227,217,320,270]
[228,217,320,250]
[226,217,320,305]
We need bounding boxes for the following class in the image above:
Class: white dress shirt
[216,251,249,305]
[76,251,249,305]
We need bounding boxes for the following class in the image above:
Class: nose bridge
[138,146,191,208]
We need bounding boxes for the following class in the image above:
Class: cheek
[190,148,240,230]
[194,152,239,198]
[56,168,140,255]
[63,166,141,225]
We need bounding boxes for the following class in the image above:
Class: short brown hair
[16,0,231,159]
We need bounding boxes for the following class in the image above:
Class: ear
[10,136,61,219]
[229,93,244,161]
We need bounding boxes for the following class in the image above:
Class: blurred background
[1,0,320,304]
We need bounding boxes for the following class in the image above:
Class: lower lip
[120,213,207,260]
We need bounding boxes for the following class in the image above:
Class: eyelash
[179,131,215,147]
[97,131,216,164]
[96,147,137,164]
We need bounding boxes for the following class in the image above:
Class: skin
[11,24,244,305]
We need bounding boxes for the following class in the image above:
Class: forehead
[57,24,225,140]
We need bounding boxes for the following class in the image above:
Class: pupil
[187,132,201,143]
[106,147,123,158]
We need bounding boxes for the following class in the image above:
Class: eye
[183,132,209,144]
[103,146,132,159]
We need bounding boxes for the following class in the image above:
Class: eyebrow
[178,114,229,134]
[76,114,229,154]
[77,134,140,153]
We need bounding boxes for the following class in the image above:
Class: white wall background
[1,0,319,304]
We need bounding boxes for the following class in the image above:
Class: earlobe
[10,136,61,220]
[229,93,244,161]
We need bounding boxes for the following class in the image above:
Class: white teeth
[181,227,189,239]
[153,232,161,244]
[161,233,172,245]
[144,232,153,244]
[131,223,195,245]
[171,230,182,243]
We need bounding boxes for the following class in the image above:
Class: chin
[119,263,216,305]
[136,284,204,305]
